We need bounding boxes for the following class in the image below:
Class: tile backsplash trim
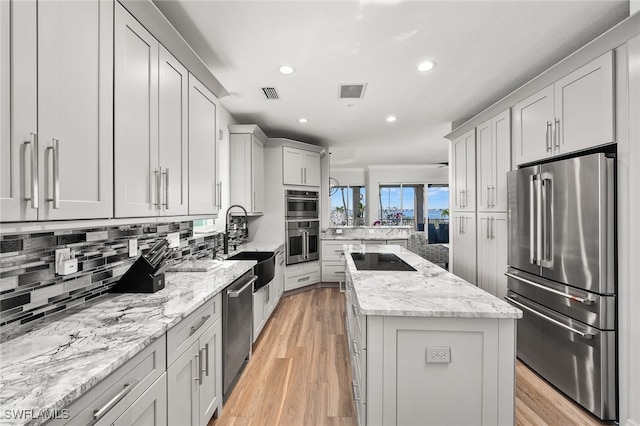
[0,221,223,339]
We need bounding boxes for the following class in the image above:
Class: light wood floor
[211,287,610,426]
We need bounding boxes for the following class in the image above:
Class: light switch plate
[128,239,138,257]
[167,232,180,248]
[426,346,451,364]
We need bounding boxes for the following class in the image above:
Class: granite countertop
[0,260,256,425]
[343,244,522,319]
[321,226,411,240]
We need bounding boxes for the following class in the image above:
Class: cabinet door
[513,85,554,166]
[452,136,467,210]
[283,147,302,185]
[493,214,508,300]
[199,320,222,424]
[477,214,496,295]
[167,341,199,425]
[114,3,159,217]
[113,374,167,426]
[492,110,511,212]
[37,0,113,220]
[188,75,218,215]
[0,0,37,222]
[554,51,614,156]
[229,133,251,210]
[452,213,476,284]
[158,46,188,215]
[476,119,492,211]
[463,130,476,211]
[303,150,321,187]
[252,137,265,212]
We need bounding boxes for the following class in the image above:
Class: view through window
[378,184,424,230]
[329,186,366,226]
[427,184,449,244]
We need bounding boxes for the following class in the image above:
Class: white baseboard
[625,418,640,426]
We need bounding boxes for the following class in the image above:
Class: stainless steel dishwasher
[222,270,256,402]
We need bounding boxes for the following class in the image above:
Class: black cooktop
[350,253,417,271]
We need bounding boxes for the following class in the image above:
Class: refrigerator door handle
[505,296,594,339]
[529,175,537,264]
[540,172,553,268]
[535,175,543,267]
[504,272,594,305]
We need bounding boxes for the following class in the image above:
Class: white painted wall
[631,0,639,15]
[330,167,367,186]
[366,165,449,225]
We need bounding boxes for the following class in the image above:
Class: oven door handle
[504,296,594,339]
[287,196,318,202]
[505,272,594,305]
[302,230,308,259]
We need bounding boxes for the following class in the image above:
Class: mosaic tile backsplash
[0,221,224,338]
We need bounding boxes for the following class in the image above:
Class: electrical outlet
[336,229,343,234]
[167,232,180,248]
[426,346,451,364]
[55,248,71,274]
[128,239,138,257]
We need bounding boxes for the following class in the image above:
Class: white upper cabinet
[188,74,218,215]
[476,110,510,212]
[513,51,614,166]
[229,124,266,214]
[1,0,113,222]
[452,129,476,212]
[115,4,189,218]
[283,147,321,187]
[114,4,159,218]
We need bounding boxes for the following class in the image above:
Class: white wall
[631,0,639,15]
[366,165,448,225]
[330,167,367,186]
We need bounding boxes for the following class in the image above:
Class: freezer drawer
[506,292,617,421]
[506,269,616,329]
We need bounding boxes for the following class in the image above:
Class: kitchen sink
[226,251,275,290]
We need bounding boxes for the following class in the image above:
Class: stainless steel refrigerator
[506,152,617,421]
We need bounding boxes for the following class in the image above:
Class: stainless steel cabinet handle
[486,217,491,239]
[24,133,38,209]
[93,378,141,420]
[554,118,560,149]
[195,352,202,384]
[46,138,60,209]
[190,314,212,336]
[297,276,311,282]
[265,284,270,303]
[216,181,222,209]
[504,272,594,305]
[491,186,496,207]
[545,121,552,152]
[352,381,361,401]
[491,217,495,239]
[353,339,360,355]
[154,169,161,210]
[253,191,256,211]
[162,168,169,209]
[204,343,210,376]
[301,168,304,184]
[505,296,594,339]
[487,186,491,208]
[228,276,259,297]
[198,347,206,383]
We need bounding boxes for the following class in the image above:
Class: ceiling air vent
[339,83,367,99]
[261,87,280,100]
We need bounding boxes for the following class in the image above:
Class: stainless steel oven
[286,220,319,265]
[285,190,319,220]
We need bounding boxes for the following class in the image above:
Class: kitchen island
[0,260,256,426]
[343,244,521,426]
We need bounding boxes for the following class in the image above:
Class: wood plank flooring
[211,287,610,426]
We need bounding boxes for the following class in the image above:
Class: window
[378,184,424,230]
[426,184,449,244]
[329,186,366,226]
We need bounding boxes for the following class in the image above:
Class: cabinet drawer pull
[24,133,39,209]
[46,138,60,209]
[93,378,141,421]
[162,168,169,209]
[297,276,311,282]
[190,314,212,336]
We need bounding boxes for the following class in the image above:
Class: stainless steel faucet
[224,204,248,254]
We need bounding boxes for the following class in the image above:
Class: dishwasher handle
[228,275,258,298]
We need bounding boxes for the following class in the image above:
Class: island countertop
[0,260,256,426]
[343,244,522,319]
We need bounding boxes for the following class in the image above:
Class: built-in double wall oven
[285,190,319,220]
[286,220,319,265]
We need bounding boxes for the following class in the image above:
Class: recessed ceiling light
[386,115,397,122]
[418,61,436,72]
[279,65,295,75]
[298,118,308,123]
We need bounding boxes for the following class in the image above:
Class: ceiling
[154,0,629,169]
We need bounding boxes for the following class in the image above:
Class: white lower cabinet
[321,239,408,282]
[113,374,167,426]
[345,279,516,426]
[285,261,321,291]
[252,284,266,343]
[477,213,508,300]
[451,212,477,284]
[167,294,222,426]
